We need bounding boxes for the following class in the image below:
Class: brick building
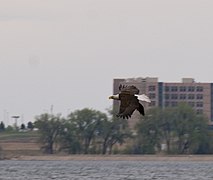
[112,77,213,128]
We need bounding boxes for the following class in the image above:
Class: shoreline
[6,154,213,161]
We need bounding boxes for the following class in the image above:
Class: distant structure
[113,77,213,128]
[11,115,20,130]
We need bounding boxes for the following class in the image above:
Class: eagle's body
[109,85,151,119]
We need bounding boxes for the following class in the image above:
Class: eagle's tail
[135,94,151,103]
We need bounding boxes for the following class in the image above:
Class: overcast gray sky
[1,0,213,125]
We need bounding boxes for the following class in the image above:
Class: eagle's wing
[119,85,139,95]
[117,94,140,119]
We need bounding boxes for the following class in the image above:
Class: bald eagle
[109,85,151,119]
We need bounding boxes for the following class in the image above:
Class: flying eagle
[109,85,151,119]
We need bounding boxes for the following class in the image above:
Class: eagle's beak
[109,96,113,99]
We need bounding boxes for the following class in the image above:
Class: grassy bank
[1,131,213,161]
[13,154,213,161]
[0,131,39,142]
[0,131,41,159]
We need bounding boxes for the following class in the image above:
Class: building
[113,77,213,128]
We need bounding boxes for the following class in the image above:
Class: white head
[109,94,120,100]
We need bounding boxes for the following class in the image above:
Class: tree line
[1,103,213,155]
[34,108,131,154]
[133,103,213,154]
[0,121,34,132]
[32,103,213,155]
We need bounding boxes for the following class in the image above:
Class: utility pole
[50,105,54,114]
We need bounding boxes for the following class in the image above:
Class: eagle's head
[109,94,120,100]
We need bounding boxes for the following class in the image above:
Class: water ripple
[0,160,213,180]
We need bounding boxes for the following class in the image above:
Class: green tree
[135,104,212,154]
[189,115,213,154]
[135,109,161,154]
[5,125,14,132]
[172,103,195,153]
[59,121,81,154]
[172,104,212,154]
[34,113,64,154]
[0,121,5,132]
[67,108,107,154]
[20,123,26,130]
[158,108,176,153]
[99,109,132,154]
[27,121,34,130]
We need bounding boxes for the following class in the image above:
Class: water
[0,160,213,180]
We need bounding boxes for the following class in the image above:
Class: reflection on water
[0,160,213,180]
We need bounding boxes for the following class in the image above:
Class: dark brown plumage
[109,85,147,119]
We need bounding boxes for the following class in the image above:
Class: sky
[1,0,213,126]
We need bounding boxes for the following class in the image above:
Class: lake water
[0,160,213,180]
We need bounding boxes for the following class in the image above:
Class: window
[196,94,203,100]
[149,101,156,106]
[196,86,203,92]
[149,86,156,91]
[171,94,178,99]
[165,86,170,92]
[188,102,195,107]
[180,94,186,100]
[188,86,195,92]
[180,86,186,92]
[149,93,156,99]
[171,86,178,92]
[188,94,195,99]
[196,109,203,114]
[196,102,203,107]
[165,94,170,99]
